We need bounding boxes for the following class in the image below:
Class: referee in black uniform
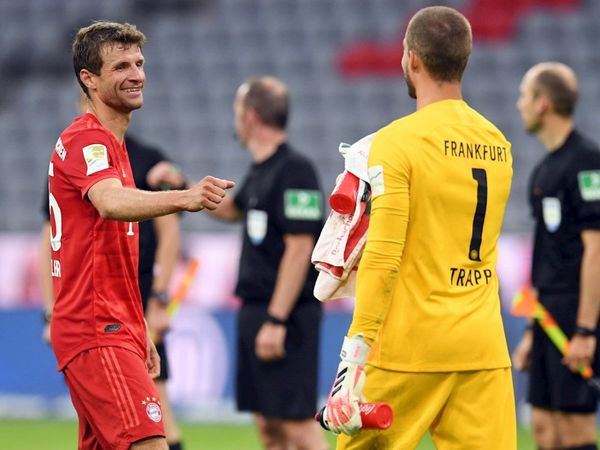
[513,62,600,450]
[210,76,328,450]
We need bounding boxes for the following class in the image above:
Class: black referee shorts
[236,301,322,419]
[155,340,170,382]
[528,294,600,413]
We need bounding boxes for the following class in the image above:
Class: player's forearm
[348,251,399,344]
[152,214,180,292]
[267,235,315,320]
[347,192,408,343]
[576,230,600,330]
[39,223,55,313]
[93,185,190,221]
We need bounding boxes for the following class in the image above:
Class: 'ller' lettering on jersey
[51,259,61,278]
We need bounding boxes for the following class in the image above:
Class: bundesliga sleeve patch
[578,170,600,201]
[284,189,322,220]
[83,144,109,175]
[368,165,385,197]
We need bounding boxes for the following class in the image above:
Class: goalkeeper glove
[323,334,370,435]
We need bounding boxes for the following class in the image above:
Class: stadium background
[0,0,599,447]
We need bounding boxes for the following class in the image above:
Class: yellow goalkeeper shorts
[336,365,516,450]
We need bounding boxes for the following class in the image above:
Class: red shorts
[63,346,165,450]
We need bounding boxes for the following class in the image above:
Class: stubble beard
[405,72,416,99]
[525,118,543,135]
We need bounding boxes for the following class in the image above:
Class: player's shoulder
[463,104,509,141]
[371,112,425,158]
[377,111,419,138]
[61,114,113,149]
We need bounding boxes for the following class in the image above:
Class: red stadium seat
[337,0,580,77]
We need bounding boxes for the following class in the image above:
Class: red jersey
[48,113,146,371]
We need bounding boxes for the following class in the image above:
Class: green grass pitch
[0,419,537,449]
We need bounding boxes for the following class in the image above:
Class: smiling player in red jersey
[47,22,233,450]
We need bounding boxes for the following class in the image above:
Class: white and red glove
[323,334,370,435]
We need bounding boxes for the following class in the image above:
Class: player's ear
[408,50,420,73]
[535,95,551,116]
[79,69,97,93]
[246,107,260,126]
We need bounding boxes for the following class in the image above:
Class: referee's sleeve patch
[369,165,385,198]
[284,189,322,220]
[578,170,600,201]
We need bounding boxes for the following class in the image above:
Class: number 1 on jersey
[469,168,487,261]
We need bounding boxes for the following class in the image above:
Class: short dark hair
[406,6,472,82]
[72,21,146,96]
[243,77,289,130]
[532,70,578,117]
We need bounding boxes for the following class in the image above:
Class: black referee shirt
[234,143,324,305]
[529,130,600,295]
[125,135,170,277]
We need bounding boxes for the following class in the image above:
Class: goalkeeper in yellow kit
[322,6,517,449]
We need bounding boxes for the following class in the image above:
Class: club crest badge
[141,396,162,423]
[542,197,561,233]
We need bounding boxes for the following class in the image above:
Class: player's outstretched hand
[323,334,370,436]
[186,176,235,212]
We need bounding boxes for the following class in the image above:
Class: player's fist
[186,176,235,212]
[323,334,370,436]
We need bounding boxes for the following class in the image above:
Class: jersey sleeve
[63,130,121,198]
[348,128,411,343]
[572,153,600,231]
[274,158,323,235]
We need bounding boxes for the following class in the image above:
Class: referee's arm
[207,194,242,222]
[564,230,600,372]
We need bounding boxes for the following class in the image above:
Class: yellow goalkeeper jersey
[349,99,513,371]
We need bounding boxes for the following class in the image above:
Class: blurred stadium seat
[0,0,599,232]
